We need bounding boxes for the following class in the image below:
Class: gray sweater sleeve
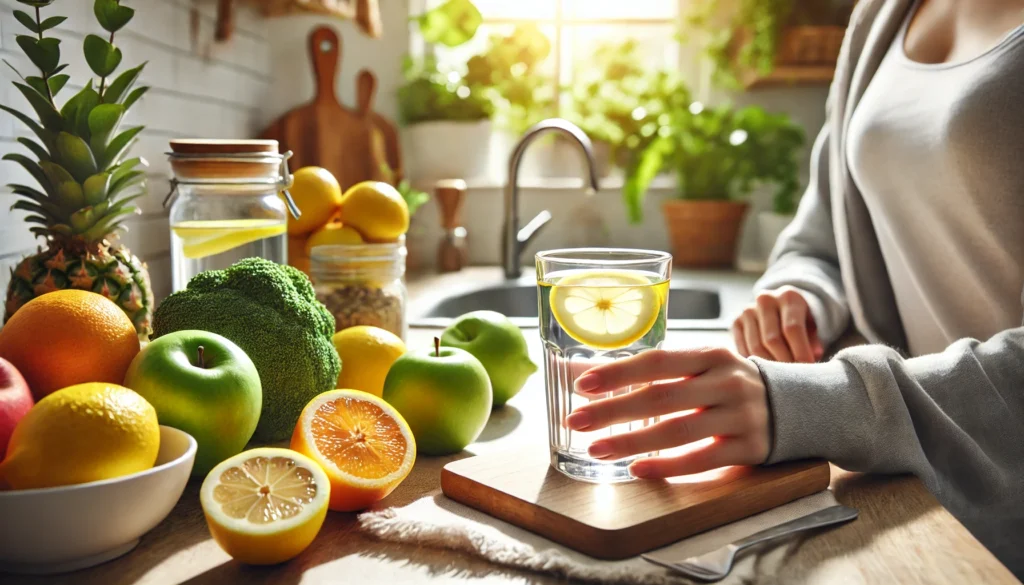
[754,329,1024,574]
[753,124,850,345]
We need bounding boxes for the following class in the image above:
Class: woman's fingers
[731,319,749,356]
[754,294,794,362]
[740,310,772,360]
[777,289,814,363]
[629,437,765,479]
[586,407,737,460]
[566,375,726,431]
[573,347,733,395]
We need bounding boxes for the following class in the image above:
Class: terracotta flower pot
[662,200,749,268]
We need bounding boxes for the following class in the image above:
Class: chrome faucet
[502,119,601,279]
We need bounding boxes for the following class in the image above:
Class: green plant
[465,24,555,135]
[2,0,154,335]
[567,39,691,167]
[152,258,342,442]
[397,55,494,125]
[623,102,805,222]
[415,0,482,47]
[684,0,795,88]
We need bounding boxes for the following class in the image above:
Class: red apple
[0,358,33,460]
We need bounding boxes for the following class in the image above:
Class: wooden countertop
[13,269,1018,585]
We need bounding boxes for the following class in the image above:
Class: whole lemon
[338,181,409,242]
[332,326,406,397]
[0,383,160,489]
[285,167,343,236]
[305,223,364,255]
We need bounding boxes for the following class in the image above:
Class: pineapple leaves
[82,211,133,240]
[83,172,112,205]
[11,201,58,223]
[94,0,135,33]
[55,132,99,183]
[13,10,39,33]
[16,35,61,75]
[0,105,55,150]
[60,84,100,137]
[108,170,145,200]
[16,137,50,162]
[122,87,148,111]
[13,82,62,130]
[101,126,143,168]
[103,63,145,104]
[3,153,52,195]
[84,34,122,78]
[88,103,124,158]
[9,186,61,217]
[39,160,85,211]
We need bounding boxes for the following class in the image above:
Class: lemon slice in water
[549,270,662,350]
[173,219,286,259]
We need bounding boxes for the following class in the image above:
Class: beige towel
[358,489,841,584]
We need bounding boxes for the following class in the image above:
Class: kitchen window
[414,0,682,116]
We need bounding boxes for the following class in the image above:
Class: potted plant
[624,102,804,267]
[398,55,496,181]
[568,39,691,176]
[2,0,154,336]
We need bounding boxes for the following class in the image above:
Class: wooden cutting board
[260,26,388,191]
[356,69,402,179]
[441,450,831,560]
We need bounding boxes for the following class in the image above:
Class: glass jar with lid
[310,240,408,340]
[166,139,298,292]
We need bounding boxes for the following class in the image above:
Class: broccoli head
[153,258,341,442]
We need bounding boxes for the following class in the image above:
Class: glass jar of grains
[310,239,407,339]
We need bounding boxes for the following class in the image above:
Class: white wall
[0,0,271,302]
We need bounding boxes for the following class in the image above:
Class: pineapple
[2,0,154,336]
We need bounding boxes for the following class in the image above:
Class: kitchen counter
[13,268,1018,585]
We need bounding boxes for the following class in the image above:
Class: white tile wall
[0,0,271,302]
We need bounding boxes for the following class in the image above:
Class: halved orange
[290,389,416,512]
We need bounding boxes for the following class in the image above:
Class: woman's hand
[732,286,823,363]
[565,348,771,479]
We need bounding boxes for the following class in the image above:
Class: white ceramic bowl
[0,425,197,574]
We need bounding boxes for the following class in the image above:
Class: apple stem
[197,345,206,369]
[434,337,440,358]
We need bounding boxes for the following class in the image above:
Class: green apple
[124,330,262,476]
[382,344,492,455]
[441,310,537,408]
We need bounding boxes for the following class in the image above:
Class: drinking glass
[536,248,672,483]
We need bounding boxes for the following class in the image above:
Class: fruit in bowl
[0,358,32,460]
[441,310,538,408]
[201,447,329,565]
[124,330,262,476]
[0,383,159,490]
[152,258,341,442]
[383,343,492,455]
[0,290,140,399]
[291,389,416,511]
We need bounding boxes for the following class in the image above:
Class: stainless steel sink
[410,284,725,330]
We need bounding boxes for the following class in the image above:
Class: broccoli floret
[153,258,341,442]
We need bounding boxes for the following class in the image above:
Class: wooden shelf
[742,64,837,89]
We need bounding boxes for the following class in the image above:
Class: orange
[0,290,140,399]
[290,389,416,511]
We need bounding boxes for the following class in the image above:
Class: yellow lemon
[200,447,330,565]
[331,326,405,397]
[548,270,665,350]
[338,181,409,242]
[284,167,343,237]
[305,223,365,255]
[290,390,415,511]
[0,383,159,490]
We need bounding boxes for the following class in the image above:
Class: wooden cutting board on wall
[442,450,831,560]
[261,26,389,191]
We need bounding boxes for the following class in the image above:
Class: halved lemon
[290,389,417,512]
[549,269,663,349]
[200,447,330,565]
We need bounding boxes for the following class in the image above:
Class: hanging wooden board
[441,449,831,560]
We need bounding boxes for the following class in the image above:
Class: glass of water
[536,248,672,483]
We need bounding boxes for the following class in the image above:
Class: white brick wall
[0,0,271,302]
